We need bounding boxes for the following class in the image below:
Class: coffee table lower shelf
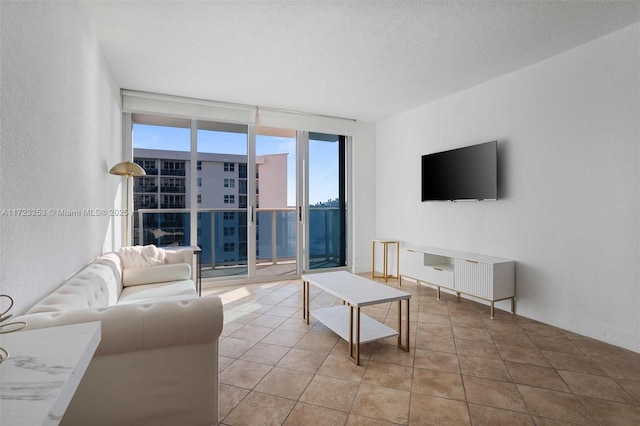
[311,305,399,344]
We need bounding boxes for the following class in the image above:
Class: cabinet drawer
[421,265,454,289]
[454,259,493,298]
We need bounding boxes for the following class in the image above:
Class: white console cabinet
[400,246,515,318]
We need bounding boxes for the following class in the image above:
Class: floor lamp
[109,161,146,246]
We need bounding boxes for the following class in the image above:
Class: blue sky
[133,124,339,206]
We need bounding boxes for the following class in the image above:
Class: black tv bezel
[421,141,498,202]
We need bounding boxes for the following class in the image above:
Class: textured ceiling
[83,1,640,122]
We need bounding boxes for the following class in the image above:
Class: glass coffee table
[301,271,411,365]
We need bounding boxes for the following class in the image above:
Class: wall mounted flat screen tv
[421,141,497,201]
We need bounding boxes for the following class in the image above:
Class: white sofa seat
[118,280,196,304]
[14,246,222,426]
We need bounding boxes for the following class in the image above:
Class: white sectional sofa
[15,246,223,426]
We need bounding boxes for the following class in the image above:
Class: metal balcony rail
[160,186,186,193]
[160,169,186,176]
[134,186,158,193]
[135,207,342,271]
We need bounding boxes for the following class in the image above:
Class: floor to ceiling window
[255,128,297,278]
[124,91,353,285]
[196,121,249,279]
[132,115,191,248]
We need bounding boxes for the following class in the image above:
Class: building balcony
[136,203,158,209]
[161,169,186,176]
[160,186,186,193]
[134,186,158,193]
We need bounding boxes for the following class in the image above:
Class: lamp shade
[109,161,146,177]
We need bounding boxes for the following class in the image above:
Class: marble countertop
[0,321,101,425]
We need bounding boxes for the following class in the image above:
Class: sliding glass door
[196,121,250,279]
[306,132,347,270]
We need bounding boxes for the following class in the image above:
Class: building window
[224,195,235,204]
[224,162,235,172]
[163,161,183,170]
[223,243,235,252]
[161,194,185,208]
[239,163,247,179]
[197,178,202,187]
[197,194,202,204]
[161,161,186,176]
[135,176,157,193]
[224,178,235,188]
[223,226,235,236]
[135,194,157,209]
[223,212,235,220]
[160,177,185,194]
[135,159,157,174]
[197,161,202,171]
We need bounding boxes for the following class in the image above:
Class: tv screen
[421,141,497,201]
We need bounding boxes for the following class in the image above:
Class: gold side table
[371,239,399,282]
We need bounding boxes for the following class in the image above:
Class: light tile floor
[204,276,640,425]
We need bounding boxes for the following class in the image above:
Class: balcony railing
[160,186,186,193]
[160,169,186,176]
[134,186,158,193]
[134,206,343,278]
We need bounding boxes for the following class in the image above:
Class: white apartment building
[132,149,288,266]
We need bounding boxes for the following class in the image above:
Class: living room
[1,1,639,425]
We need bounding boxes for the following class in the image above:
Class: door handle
[299,206,302,221]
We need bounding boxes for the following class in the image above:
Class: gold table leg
[348,305,361,365]
[302,280,310,324]
[371,241,376,279]
[397,299,410,352]
[382,242,388,282]
[372,240,400,282]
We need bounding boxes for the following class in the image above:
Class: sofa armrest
[16,296,223,356]
[164,248,193,265]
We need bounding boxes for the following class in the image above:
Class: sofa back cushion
[122,263,192,287]
[26,253,123,314]
[118,245,165,268]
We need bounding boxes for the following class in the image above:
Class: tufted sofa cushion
[26,253,122,314]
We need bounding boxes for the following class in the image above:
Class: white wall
[0,2,123,314]
[376,24,640,352]
[351,122,377,273]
